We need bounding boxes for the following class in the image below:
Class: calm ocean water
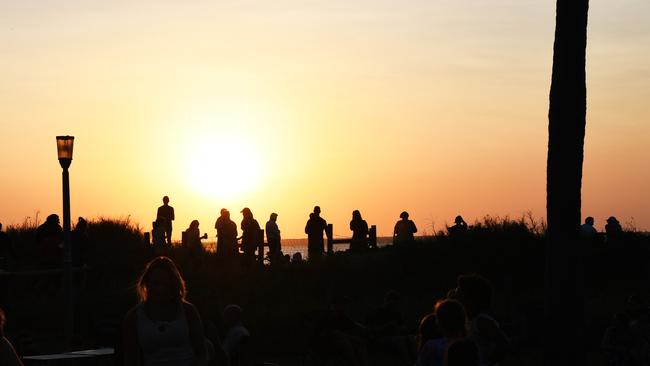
[201,237,394,257]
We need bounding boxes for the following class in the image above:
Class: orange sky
[1,1,648,238]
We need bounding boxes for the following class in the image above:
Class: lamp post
[56,135,74,350]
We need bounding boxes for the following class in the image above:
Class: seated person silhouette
[122,257,208,366]
[222,304,251,366]
[416,299,467,366]
[605,216,623,244]
[448,216,468,236]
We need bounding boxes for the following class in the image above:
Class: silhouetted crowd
[147,195,423,265]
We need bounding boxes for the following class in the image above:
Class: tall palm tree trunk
[546,0,589,365]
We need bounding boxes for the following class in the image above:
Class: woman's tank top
[136,302,195,366]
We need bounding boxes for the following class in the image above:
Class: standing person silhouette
[157,196,175,245]
[240,208,261,264]
[265,213,282,263]
[122,257,208,366]
[184,220,207,258]
[393,211,417,246]
[349,210,369,252]
[215,209,238,259]
[305,206,327,260]
[152,218,167,256]
[36,214,63,268]
[71,217,89,267]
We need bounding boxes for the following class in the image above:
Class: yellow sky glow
[1,1,649,239]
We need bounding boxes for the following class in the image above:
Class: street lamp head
[56,135,75,169]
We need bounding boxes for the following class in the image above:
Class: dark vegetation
[1,216,648,365]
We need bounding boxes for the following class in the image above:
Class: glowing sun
[185,139,263,199]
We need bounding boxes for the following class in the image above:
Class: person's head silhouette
[76,217,88,231]
[313,206,321,216]
[270,213,278,221]
[137,256,186,303]
[162,196,169,205]
[455,216,465,224]
[434,299,466,339]
[46,214,60,225]
[585,217,594,226]
[352,210,362,220]
[241,207,253,220]
[189,220,200,229]
[400,211,409,220]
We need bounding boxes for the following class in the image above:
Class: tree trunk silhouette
[545,0,589,365]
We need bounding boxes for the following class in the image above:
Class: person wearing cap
[265,213,282,263]
[240,208,261,263]
[305,206,328,259]
[215,209,238,258]
[393,211,417,246]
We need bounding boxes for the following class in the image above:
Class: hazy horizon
[1,0,649,238]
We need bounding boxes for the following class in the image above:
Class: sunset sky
[1,0,648,239]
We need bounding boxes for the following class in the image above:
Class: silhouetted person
[0,223,14,270]
[448,216,468,236]
[36,214,63,268]
[349,210,369,253]
[452,274,509,366]
[122,257,208,366]
[222,304,251,366]
[71,217,89,267]
[305,206,327,259]
[291,252,303,264]
[393,211,417,246]
[416,313,440,354]
[416,299,467,366]
[605,216,623,244]
[265,213,282,263]
[215,209,238,258]
[240,208,260,263]
[580,216,597,238]
[0,308,24,366]
[152,217,167,256]
[156,196,175,245]
[185,220,207,257]
[447,339,480,366]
